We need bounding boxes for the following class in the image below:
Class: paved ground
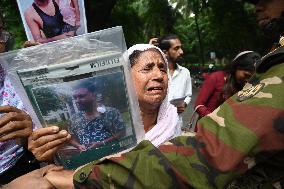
[181,87,199,128]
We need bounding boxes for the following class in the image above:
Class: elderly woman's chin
[140,92,166,108]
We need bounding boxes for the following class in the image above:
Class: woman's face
[131,49,168,109]
[235,70,254,85]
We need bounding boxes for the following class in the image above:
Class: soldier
[2,0,284,188]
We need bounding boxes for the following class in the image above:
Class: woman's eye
[158,64,167,73]
[160,68,167,73]
[140,66,151,72]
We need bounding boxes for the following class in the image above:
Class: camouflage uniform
[73,46,284,189]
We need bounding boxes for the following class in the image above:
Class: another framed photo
[17,0,87,43]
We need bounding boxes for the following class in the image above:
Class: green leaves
[2,0,265,67]
[1,0,26,49]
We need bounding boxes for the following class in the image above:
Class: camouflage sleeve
[73,63,284,189]
[226,151,284,189]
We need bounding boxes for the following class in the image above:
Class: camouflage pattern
[73,46,284,189]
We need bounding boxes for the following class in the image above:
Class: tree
[33,87,65,116]
[206,0,264,58]
[169,0,264,69]
[84,0,119,32]
[141,0,176,38]
[0,0,26,49]
[108,0,145,46]
[170,0,209,66]
[109,0,176,46]
[2,0,267,63]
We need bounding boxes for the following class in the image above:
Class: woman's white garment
[145,99,181,147]
[128,44,182,147]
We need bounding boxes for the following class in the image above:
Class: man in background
[151,34,192,116]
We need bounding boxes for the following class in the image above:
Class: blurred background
[1,0,271,126]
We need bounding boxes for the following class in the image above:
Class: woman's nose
[152,67,163,80]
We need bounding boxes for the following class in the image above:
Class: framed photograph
[2,27,144,169]
[18,63,137,169]
[17,0,87,43]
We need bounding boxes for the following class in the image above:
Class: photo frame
[18,64,136,169]
[1,27,144,169]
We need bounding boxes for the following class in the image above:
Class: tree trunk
[194,13,205,67]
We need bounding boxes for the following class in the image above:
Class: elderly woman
[28,44,181,162]
[128,44,181,146]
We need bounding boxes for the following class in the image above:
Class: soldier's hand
[28,126,71,162]
[3,165,58,189]
[0,106,32,143]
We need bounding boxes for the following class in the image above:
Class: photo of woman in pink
[59,0,80,36]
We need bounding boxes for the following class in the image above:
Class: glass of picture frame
[1,26,144,169]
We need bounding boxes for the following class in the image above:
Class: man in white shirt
[154,34,192,114]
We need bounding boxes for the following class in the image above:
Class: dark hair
[129,48,164,67]
[156,34,179,51]
[222,51,261,99]
[231,51,261,72]
[129,50,142,67]
[72,80,96,93]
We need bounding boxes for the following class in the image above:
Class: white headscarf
[128,44,181,147]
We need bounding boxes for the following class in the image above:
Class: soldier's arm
[73,70,284,189]
[71,105,261,189]
[46,67,284,189]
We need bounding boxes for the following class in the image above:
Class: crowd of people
[1,0,284,188]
